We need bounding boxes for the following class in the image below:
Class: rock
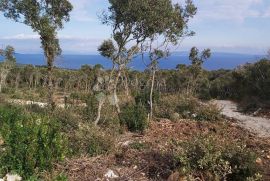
[5,174,22,181]
[122,141,131,147]
[104,169,119,179]
[256,158,263,165]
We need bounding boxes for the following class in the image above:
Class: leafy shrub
[238,96,262,113]
[120,103,148,133]
[155,95,221,122]
[1,87,16,94]
[154,95,181,119]
[73,125,114,156]
[195,103,221,122]
[85,94,98,121]
[173,134,260,181]
[134,90,160,111]
[0,105,67,179]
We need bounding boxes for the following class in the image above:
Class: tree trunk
[94,98,105,126]
[149,69,156,121]
[123,70,130,98]
[113,69,121,114]
[47,56,55,110]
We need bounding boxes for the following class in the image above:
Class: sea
[0,52,265,71]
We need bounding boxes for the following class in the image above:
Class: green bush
[73,125,114,156]
[134,90,160,111]
[0,105,67,179]
[120,103,148,133]
[195,103,221,122]
[155,95,221,122]
[174,135,260,181]
[85,94,98,121]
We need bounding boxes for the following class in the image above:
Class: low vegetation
[173,134,261,181]
[0,0,269,180]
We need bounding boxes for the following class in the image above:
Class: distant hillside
[0,52,264,70]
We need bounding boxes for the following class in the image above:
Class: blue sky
[0,0,270,55]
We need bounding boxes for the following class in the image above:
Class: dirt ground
[55,119,270,181]
[213,100,270,138]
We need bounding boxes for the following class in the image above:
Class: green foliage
[73,125,114,157]
[98,39,116,59]
[174,135,260,181]
[52,173,68,181]
[85,94,98,121]
[134,90,160,111]
[209,59,270,104]
[120,102,148,133]
[155,95,221,121]
[189,47,211,66]
[0,105,67,179]
[0,0,73,59]
[0,45,16,64]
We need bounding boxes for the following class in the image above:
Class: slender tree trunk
[149,69,156,121]
[94,97,105,126]
[114,69,121,113]
[47,55,55,110]
[123,70,130,98]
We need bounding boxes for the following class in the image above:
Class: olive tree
[0,0,73,108]
[0,45,16,93]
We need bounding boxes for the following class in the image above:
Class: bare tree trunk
[114,69,121,113]
[149,69,156,121]
[47,56,55,110]
[94,97,105,126]
[123,70,130,97]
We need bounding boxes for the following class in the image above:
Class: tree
[141,0,197,120]
[267,49,270,60]
[0,45,16,93]
[189,47,211,67]
[187,47,211,95]
[0,0,73,108]
[98,0,197,123]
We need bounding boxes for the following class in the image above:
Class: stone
[256,158,263,165]
[5,174,22,181]
[104,169,119,179]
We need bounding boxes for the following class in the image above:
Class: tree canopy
[0,0,73,65]
[0,45,16,64]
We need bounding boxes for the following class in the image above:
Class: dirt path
[214,100,270,137]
